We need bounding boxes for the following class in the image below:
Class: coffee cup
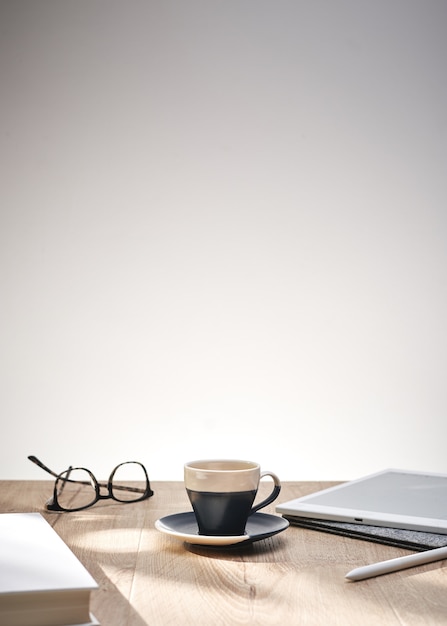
[184,459,281,536]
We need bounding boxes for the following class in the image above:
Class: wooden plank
[1,481,446,625]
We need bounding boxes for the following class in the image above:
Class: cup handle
[250,471,281,515]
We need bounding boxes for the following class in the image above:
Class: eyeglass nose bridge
[97,484,114,500]
[75,470,111,502]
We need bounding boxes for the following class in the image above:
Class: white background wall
[1,0,446,483]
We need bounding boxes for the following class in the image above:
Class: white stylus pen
[345,545,447,581]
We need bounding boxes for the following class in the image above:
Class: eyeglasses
[28,455,154,512]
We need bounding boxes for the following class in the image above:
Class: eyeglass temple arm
[28,455,60,479]
[28,456,88,487]
[57,465,73,495]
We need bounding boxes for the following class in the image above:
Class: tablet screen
[276,469,447,532]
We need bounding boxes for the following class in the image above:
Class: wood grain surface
[1,480,446,625]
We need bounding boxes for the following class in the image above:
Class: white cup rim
[185,459,259,472]
[184,460,261,493]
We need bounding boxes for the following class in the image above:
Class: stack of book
[0,512,99,626]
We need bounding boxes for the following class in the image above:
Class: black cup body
[187,489,257,535]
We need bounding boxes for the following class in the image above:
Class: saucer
[155,511,289,547]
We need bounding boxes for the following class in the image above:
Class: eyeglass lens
[111,462,148,502]
[56,469,97,510]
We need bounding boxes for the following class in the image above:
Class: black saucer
[155,511,289,547]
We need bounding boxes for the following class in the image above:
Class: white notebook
[276,469,447,534]
[0,512,99,626]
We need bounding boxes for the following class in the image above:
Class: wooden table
[1,480,446,625]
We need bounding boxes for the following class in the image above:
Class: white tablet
[276,469,447,534]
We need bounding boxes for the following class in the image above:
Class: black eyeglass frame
[28,455,154,512]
